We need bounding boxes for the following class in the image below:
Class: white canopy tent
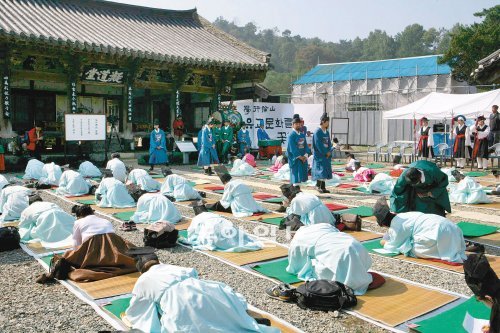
[383,89,500,120]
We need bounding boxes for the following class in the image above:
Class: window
[11,89,56,131]
[194,106,210,129]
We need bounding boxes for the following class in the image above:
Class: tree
[440,5,500,82]
[361,30,396,60]
[395,24,427,57]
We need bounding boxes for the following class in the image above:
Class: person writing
[27,125,43,160]
[172,115,185,141]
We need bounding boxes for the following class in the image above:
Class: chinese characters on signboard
[70,81,77,113]
[65,114,106,141]
[2,75,10,118]
[82,67,125,84]
[175,90,180,117]
[127,86,133,122]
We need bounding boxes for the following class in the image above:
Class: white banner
[234,101,323,149]
[65,114,106,141]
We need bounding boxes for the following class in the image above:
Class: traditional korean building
[0,0,269,154]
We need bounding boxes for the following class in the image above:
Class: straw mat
[74,272,140,299]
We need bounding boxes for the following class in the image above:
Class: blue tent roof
[294,55,451,85]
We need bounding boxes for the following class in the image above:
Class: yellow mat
[206,245,289,266]
[353,277,457,327]
[68,194,95,202]
[175,219,192,231]
[345,230,382,242]
[2,221,19,227]
[26,242,72,255]
[242,212,285,221]
[74,272,140,300]
[94,206,136,214]
[469,232,500,247]
[466,202,500,209]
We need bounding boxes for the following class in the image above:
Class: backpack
[127,183,146,202]
[143,222,178,249]
[278,213,304,231]
[295,280,357,311]
[0,227,20,252]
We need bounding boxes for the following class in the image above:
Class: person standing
[489,105,500,146]
[451,115,471,169]
[27,125,43,160]
[220,119,233,164]
[172,116,185,141]
[237,124,252,156]
[197,118,219,175]
[299,118,308,136]
[212,121,222,161]
[472,115,490,170]
[312,114,333,193]
[149,119,168,172]
[417,117,434,160]
[287,114,310,186]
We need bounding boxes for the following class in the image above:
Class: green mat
[213,190,225,194]
[414,297,490,333]
[262,197,284,203]
[260,217,283,226]
[457,221,498,237]
[40,254,54,266]
[150,174,164,179]
[332,161,345,165]
[178,230,188,239]
[336,206,374,217]
[187,181,196,187]
[256,175,272,180]
[103,297,131,319]
[362,239,399,257]
[252,259,301,284]
[91,177,102,181]
[113,211,135,222]
[464,171,489,177]
[365,163,385,169]
[76,199,96,205]
[352,187,371,194]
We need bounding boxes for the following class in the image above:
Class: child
[353,161,376,182]
[345,153,357,172]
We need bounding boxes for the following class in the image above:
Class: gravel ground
[0,161,498,333]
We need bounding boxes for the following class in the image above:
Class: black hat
[373,196,391,226]
[464,254,500,298]
[111,152,120,159]
[102,169,114,178]
[420,117,429,122]
[354,161,362,168]
[454,115,466,122]
[153,119,160,126]
[161,166,173,177]
[191,200,208,215]
[477,115,486,121]
[404,167,421,185]
[280,184,300,200]
[214,165,232,183]
[292,114,301,124]
[320,113,329,123]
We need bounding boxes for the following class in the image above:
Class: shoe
[321,181,330,194]
[149,166,154,171]
[265,283,296,302]
[207,167,214,175]
[465,241,485,253]
[198,191,207,198]
[276,205,286,213]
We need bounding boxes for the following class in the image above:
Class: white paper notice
[463,312,490,333]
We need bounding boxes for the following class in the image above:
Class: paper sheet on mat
[373,248,399,255]
[463,312,490,333]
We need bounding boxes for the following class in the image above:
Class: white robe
[0,186,31,214]
[95,177,135,208]
[346,158,357,171]
[127,169,161,192]
[220,179,267,218]
[130,193,181,224]
[384,212,467,263]
[304,174,341,187]
[441,167,458,182]
[23,159,44,180]
[286,192,335,226]
[273,163,290,181]
[0,174,9,191]
[18,201,75,248]
[160,174,201,201]
[56,170,90,197]
[229,159,256,176]
[105,158,127,183]
[185,212,263,252]
[0,191,29,223]
[39,162,62,185]
[78,161,102,178]
[72,214,114,247]
[287,223,373,295]
[449,176,491,204]
[367,173,395,194]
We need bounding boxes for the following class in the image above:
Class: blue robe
[183,212,263,252]
[287,223,373,295]
[18,202,75,248]
[312,127,333,180]
[287,130,310,184]
[160,174,201,202]
[384,212,467,263]
[127,169,161,192]
[95,177,135,208]
[286,192,335,226]
[56,170,90,197]
[78,161,102,178]
[130,193,182,224]
[196,129,203,150]
[257,128,270,141]
[23,159,44,180]
[220,179,267,217]
[197,125,219,166]
[237,129,252,155]
[149,129,168,165]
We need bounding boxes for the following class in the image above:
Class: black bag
[143,222,178,249]
[295,280,357,311]
[127,183,146,202]
[0,227,20,252]
[279,213,304,231]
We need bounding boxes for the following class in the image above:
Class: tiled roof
[0,0,270,70]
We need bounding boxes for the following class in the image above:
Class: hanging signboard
[127,85,133,122]
[2,74,10,118]
[82,66,126,84]
[69,81,77,113]
[65,114,106,141]
[175,90,181,117]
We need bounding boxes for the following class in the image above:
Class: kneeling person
[160,168,203,202]
[56,170,90,197]
[130,193,182,224]
[95,173,135,208]
[127,168,161,192]
[71,205,114,247]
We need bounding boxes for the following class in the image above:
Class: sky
[108,0,497,42]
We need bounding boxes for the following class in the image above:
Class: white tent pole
[451,110,454,165]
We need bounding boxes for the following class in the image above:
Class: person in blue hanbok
[280,184,335,226]
[197,118,219,175]
[206,170,267,218]
[237,124,252,156]
[160,169,202,202]
[196,128,203,150]
[127,168,161,192]
[0,185,31,216]
[39,162,62,186]
[257,120,271,141]
[230,158,256,177]
[312,114,334,193]
[183,204,263,252]
[78,161,102,178]
[287,114,310,186]
[124,253,279,333]
[448,173,491,204]
[56,170,90,197]
[373,197,467,263]
[95,175,135,208]
[287,223,374,295]
[19,201,76,248]
[105,153,127,183]
[23,158,44,180]
[149,119,168,172]
[130,193,181,224]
